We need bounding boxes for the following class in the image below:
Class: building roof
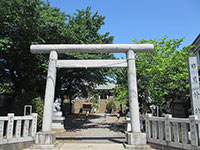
[95,82,116,90]
[191,34,200,45]
[191,34,200,53]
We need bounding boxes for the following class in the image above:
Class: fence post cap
[146,113,152,117]
[165,114,172,118]
[31,113,38,116]
[189,115,197,119]
[7,113,14,116]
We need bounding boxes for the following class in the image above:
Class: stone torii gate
[30,44,154,148]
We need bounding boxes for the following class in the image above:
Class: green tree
[114,84,128,105]
[90,97,99,110]
[55,7,115,113]
[115,36,193,114]
[0,0,115,114]
[106,99,117,113]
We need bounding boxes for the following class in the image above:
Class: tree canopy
[114,36,193,114]
[0,0,115,113]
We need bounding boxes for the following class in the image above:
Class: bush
[32,97,44,131]
[106,99,116,113]
[90,98,99,109]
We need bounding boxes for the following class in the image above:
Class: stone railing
[0,113,37,145]
[146,114,200,150]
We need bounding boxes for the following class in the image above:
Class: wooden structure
[80,102,93,112]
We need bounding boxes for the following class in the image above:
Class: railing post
[15,120,22,138]
[189,115,198,147]
[0,120,4,139]
[165,114,172,142]
[152,120,157,139]
[181,122,188,144]
[174,122,180,143]
[30,113,38,138]
[158,121,164,140]
[6,113,14,139]
[23,119,29,137]
[145,113,152,139]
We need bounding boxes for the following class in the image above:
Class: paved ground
[54,143,126,150]
[24,113,156,149]
[23,113,128,150]
[55,113,126,144]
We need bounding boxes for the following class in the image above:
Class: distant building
[95,82,116,113]
[65,82,116,114]
[191,34,200,64]
[72,82,116,101]
[95,82,116,99]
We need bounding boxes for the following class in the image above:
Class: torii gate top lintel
[30,44,154,54]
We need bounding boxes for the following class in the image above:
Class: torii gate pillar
[124,50,148,149]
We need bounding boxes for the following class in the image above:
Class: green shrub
[32,97,44,131]
[106,99,116,113]
[90,98,99,109]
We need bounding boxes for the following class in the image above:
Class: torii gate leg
[35,50,57,147]
[127,50,140,132]
[42,50,57,132]
[126,50,148,148]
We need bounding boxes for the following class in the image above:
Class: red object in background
[80,102,93,105]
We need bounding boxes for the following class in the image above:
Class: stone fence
[0,113,37,145]
[146,114,200,150]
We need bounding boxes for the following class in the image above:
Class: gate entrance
[30,44,153,146]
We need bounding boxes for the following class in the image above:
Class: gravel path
[55,113,126,143]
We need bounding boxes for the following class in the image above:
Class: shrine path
[54,113,126,144]
[23,114,157,150]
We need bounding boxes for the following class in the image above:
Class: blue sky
[49,0,200,58]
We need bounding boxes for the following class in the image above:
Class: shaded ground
[24,114,157,150]
[54,113,126,143]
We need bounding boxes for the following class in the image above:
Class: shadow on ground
[63,114,126,133]
[56,137,124,144]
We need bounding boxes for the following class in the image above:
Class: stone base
[53,111,62,116]
[124,132,153,149]
[30,144,54,149]
[52,117,65,129]
[125,132,147,145]
[29,131,56,149]
[35,131,56,145]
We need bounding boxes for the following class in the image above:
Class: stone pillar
[30,113,37,137]
[127,50,140,132]
[7,114,14,139]
[42,50,58,132]
[124,50,149,149]
[33,51,57,148]
[189,115,198,147]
